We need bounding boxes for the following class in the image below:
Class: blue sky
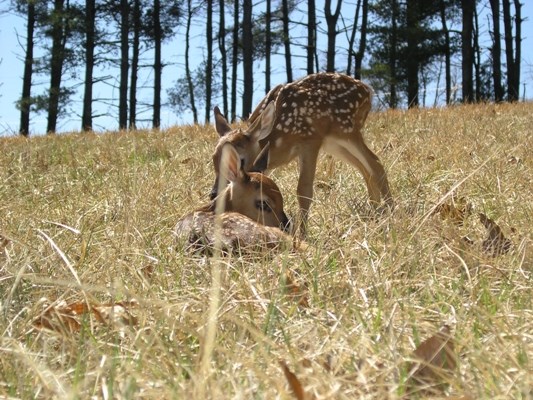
[0,3,532,136]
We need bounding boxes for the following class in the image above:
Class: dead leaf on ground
[33,299,138,335]
[479,213,512,257]
[140,263,155,279]
[280,360,315,400]
[406,324,457,394]
[433,197,472,227]
[283,271,309,307]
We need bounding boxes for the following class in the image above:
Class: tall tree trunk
[204,0,213,123]
[47,0,65,134]
[281,0,292,82]
[129,0,140,130]
[503,0,521,101]
[513,0,521,100]
[19,1,36,136]
[389,0,398,108]
[265,0,271,91]
[473,5,482,101]
[502,0,515,100]
[439,0,452,104]
[461,0,475,103]
[354,0,368,80]
[153,0,162,129]
[242,0,253,117]
[119,0,129,129]
[489,0,504,102]
[185,0,198,123]
[218,0,228,116]
[82,0,95,131]
[325,0,342,72]
[406,0,419,108]
[346,0,361,76]
[307,0,316,75]
[231,0,239,122]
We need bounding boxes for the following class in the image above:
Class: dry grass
[1,103,532,399]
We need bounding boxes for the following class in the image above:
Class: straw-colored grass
[0,103,531,399]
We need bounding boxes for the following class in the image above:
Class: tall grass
[1,103,531,399]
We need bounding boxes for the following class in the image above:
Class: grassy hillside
[1,103,531,399]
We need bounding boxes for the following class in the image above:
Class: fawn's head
[208,143,290,232]
[211,104,277,200]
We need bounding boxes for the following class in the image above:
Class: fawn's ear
[248,102,276,141]
[214,106,232,137]
[251,142,270,172]
[219,144,242,183]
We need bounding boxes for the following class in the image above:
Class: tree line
[9,0,524,136]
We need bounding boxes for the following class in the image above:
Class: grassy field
[0,103,531,399]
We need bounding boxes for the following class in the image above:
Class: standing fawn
[212,72,393,234]
[175,145,300,253]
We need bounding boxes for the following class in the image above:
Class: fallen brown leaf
[479,213,512,257]
[33,302,84,333]
[33,299,137,335]
[433,197,471,227]
[280,360,312,400]
[407,324,457,394]
[140,263,155,279]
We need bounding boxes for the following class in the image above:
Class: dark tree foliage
[168,0,290,122]
[15,0,84,134]
[367,0,451,107]
[97,0,181,129]
[11,0,527,136]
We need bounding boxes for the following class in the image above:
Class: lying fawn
[175,145,299,253]
[212,72,393,234]
[175,210,302,254]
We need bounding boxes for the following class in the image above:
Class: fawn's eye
[255,200,272,212]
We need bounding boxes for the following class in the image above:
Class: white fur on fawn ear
[214,106,232,137]
[219,144,242,183]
